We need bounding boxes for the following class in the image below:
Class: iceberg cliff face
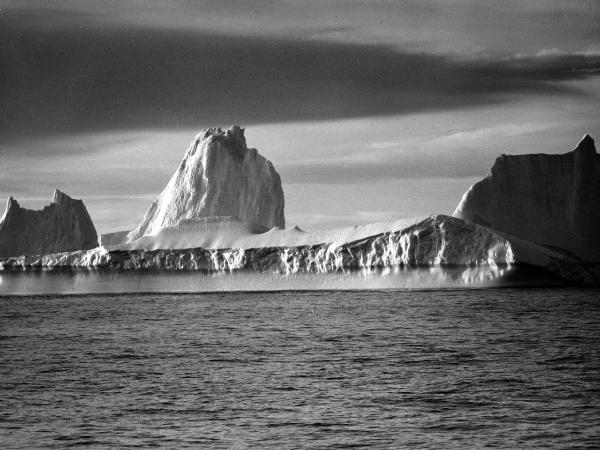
[454,135,600,261]
[109,215,514,273]
[4,214,599,284]
[2,215,513,272]
[0,190,99,258]
[126,126,285,242]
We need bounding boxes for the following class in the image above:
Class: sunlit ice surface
[0,265,565,296]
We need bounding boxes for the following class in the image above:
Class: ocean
[1,288,599,448]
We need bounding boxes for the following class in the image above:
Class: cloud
[3,0,599,55]
[279,149,491,184]
[2,7,600,144]
[261,110,600,185]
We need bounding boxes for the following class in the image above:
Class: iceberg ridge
[1,215,513,274]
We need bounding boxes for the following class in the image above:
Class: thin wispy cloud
[4,0,599,55]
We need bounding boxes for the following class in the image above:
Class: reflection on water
[0,265,564,295]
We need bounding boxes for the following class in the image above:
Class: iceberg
[2,128,599,289]
[125,126,285,243]
[0,190,98,258]
[1,214,513,272]
[454,135,600,261]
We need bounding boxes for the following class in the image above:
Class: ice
[0,190,98,258]
[126,126,285,242]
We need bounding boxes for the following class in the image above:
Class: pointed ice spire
[52,189,70,204]
[574,134,596,155]
[1,196,18,223]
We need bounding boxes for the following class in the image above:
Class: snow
[114,215,428,251]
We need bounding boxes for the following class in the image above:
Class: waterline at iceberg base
[0,265,564,296]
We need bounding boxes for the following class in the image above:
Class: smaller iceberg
[454,135,600,262]
[0,190,98,258]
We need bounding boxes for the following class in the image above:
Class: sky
[1,0,600,232]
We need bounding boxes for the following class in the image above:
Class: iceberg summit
[1,126,599,289]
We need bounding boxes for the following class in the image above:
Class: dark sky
[2,4,600,143]
[1,1,600,231]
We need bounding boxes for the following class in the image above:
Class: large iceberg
[1,214,513,272]
[2,128,600,288]
[126,126,285,242]
[4,213,597,285]
[0,190,98,258]
[454,135,600,261]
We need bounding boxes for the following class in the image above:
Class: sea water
[1,288,599,448]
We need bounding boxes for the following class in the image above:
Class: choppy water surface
[1,289,599,448]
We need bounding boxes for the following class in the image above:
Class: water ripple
[1,288,599,448]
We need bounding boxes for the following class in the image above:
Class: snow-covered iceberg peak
[127,125,285,242]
